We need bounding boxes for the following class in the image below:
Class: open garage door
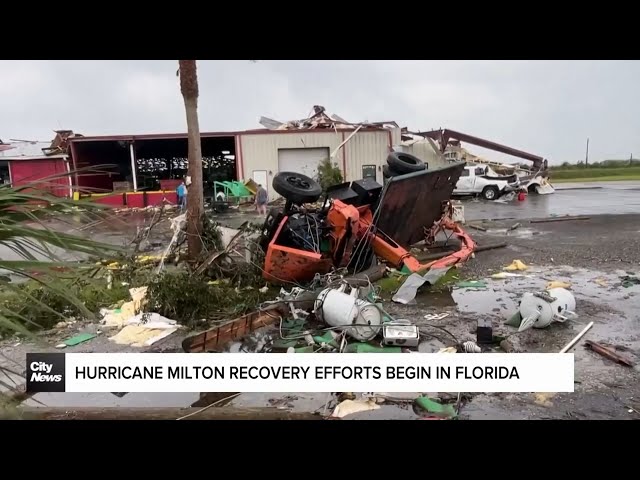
[277,147,329,180]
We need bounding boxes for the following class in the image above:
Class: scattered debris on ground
[584,340,636,367]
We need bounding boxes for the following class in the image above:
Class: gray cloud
[0,60,638,165]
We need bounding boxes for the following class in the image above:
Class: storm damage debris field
[2,177,640,420]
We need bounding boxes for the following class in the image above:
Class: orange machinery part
[262,199,477,284]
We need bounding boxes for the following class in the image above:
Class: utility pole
[585,137,589,167]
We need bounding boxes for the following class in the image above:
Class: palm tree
[0,175,125,411]
[178,60,205,261]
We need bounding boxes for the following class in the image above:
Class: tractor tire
[272,172,322,205]
[482,185,500,201]
[386,152,426,174]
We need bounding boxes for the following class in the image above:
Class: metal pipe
[559,321,594,353]
[129,141,138,192]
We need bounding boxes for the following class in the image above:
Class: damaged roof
[0,130,80,158]
[259,105,399,131]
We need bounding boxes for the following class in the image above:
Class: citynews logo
[26,353,66,392]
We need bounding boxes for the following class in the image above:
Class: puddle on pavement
[485,228,548,239]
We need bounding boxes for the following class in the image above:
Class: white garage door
[277,147,330,180]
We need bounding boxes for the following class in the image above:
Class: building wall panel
[9,159,70,197]
[240,130,393,200]
[343,130,391,184]
[240,132,343,201]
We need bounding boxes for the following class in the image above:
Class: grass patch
[552,174,640,183]
[550,166,640,181]
[0,276,130,334]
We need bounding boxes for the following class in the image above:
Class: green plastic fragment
[272,338,302,349]
[344,343,401,353]
[293,346,315,353]
[400,264,412,275]
[414,396,457,418]
[63,333,96,347]
[455,280,487,289]
[313,331,339,348]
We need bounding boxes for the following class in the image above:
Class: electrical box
[383,321,419,347]
[351,178,383,206]
[326,182,359,205]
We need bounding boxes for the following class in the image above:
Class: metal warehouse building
[64,107,404,207]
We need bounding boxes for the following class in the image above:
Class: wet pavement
[460,180,640,221]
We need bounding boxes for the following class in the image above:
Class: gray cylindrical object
[315,288,383,341]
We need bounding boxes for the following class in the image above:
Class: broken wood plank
[585,340,635,367]
[467,224,487,232]
[13,406,323,421]
[417,242,507,261]
[182,303,288,353]
[530,216,590,224]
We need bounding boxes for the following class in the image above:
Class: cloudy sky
[1,60,638,165]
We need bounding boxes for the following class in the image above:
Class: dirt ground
[2,209,639,420]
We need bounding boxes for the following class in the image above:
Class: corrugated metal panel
[0,141,49,157]
[343,130,390,184]
[405,141,449,169]
[9,158,70,197]
[240,132,343,201]
[240,129,395,200]
[390,127,402,146]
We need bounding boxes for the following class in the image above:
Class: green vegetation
[550,166,640,182]
[316,157,343,191]
[549,159,640,182]
[0,177,124,336]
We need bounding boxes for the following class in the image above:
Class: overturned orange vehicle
[258,153,476,285]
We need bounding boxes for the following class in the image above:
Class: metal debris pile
[259,105,399,131]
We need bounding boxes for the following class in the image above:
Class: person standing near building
[177,179,188,211]
[255,184,268,215]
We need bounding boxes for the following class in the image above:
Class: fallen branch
[13,406,324,420]
[530,216,590,224]
[193,229,245,276]
[585,340,635,367]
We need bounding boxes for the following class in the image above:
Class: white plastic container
[314,287,383,341]
[518,287,576,332]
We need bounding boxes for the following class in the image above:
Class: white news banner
[36,352,578,393]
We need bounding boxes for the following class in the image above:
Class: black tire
[272,171,322,204]
[482,185,500,201]
[382,165,404,179]
[386,152,426,174]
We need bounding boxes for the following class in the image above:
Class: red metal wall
[9,159,70,197]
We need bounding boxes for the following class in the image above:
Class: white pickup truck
[453,165,521,200]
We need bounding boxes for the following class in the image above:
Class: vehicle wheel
[386,152,426,174]
[382,165,403,179]
[482,186,499,200]
[272,172,322,205]
[259,207,283,251]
